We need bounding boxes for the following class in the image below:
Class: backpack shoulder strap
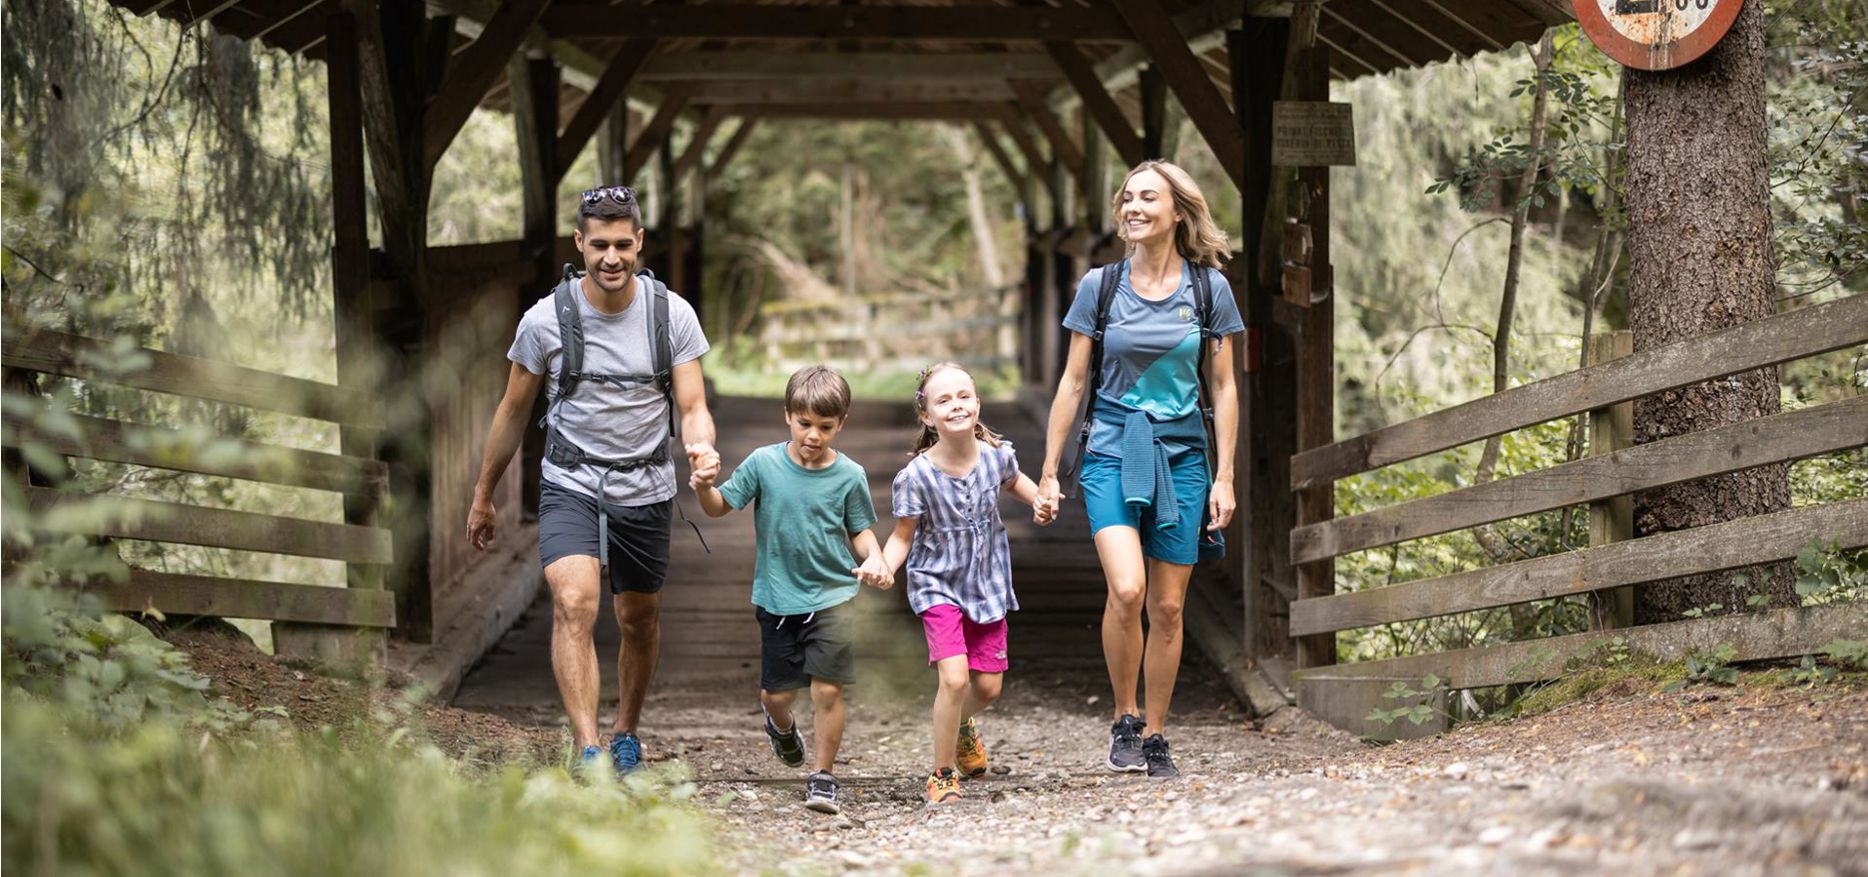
[1085,261,1122,394]
[553,265,585,402]
[640,271,679,443]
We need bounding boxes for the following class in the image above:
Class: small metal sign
[1574,0,1743,71]
[1271,101,1356,168]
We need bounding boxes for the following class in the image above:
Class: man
[467,185,718,773]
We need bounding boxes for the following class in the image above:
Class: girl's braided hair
[909,362,1004,457]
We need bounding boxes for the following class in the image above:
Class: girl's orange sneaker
[956,717,989,778]
[925,767,962,807]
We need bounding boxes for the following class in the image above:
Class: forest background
[3,0,1864,657]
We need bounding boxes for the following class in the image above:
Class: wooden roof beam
[538,3,1134,41]
[714,102,1014,120]
[555,38,658,181]
[683,80,1017,105]
[1048,0,1254,111]
[669,107,727,182]
[991,109,1064,206]
[972,120,1028,195]
[622,88,691,183]
[704,118,758,183]
[637,51,1059,82]
[1109,0,1245,189]
[1046,41,1145,168]
[422,0,551,170]
[1008,81,1083,175]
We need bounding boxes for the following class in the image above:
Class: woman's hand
[1207,479,1235,530]
[1035,473,1063,524]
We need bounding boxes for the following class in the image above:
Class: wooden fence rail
[1285,296,1868,738]
[3,330,396,665]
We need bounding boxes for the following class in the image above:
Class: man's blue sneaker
[577,744,607,778]
[609,732,643,776]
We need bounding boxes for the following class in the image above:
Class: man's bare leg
[611,590,662,735]
[545,556,604,748]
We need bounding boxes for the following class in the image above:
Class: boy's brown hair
[785,365,852,419]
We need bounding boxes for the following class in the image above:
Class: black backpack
[1060,258,1220,491]
[543,262,676,472]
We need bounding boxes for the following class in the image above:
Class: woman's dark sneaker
[1108,714,1146,772]
[804,771,840,814]
[763,707,806,767]
[1142,733,1179,779]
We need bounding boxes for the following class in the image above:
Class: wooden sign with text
[1272,102,1356,168]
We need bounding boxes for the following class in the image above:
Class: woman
[1035,160,1241,779]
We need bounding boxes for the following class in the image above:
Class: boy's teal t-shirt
[717,442,879,615]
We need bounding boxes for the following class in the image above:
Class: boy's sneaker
[956,717,989,778]
[1108,714,1146,772]
[1142,734,1179,779]
[609,731,643,777]
[763,708,806,768]
[803,771,840,814]
[925,767,962,807]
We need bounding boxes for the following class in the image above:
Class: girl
[875,362,1055,807]
[1036,160,1242,780]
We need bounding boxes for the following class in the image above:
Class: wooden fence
[1286,295,1868,738]
[758,284,1021,373]
[3,330,396,667]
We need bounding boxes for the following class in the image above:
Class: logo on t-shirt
[1177,305,1196,323]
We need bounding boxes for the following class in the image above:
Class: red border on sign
[1572,0,1743,71]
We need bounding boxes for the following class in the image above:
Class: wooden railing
[3,330,395,665]
[1286,295,1868,737]
[758,284,1021,373]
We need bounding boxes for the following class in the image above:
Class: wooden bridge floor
[452,395,1146,715]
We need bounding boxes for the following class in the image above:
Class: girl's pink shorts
[919,604,1009,672]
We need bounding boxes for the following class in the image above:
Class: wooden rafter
[421,0,551,171]
[1108,0,1244,188]
[621,89,691,183]
[1008,81,1083,175]
[637,51,1059,81]
[669,107,727,182]
[1045,41,1145,168]
[710,102,1006,120]
[537,3,1133,41]
[992,110,1062,204]
[705,118,757,182]
[972,120,1027,194]
[555,38,658,182]
[682,80,1016,105]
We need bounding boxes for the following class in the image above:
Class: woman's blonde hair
[1110,160,1231,269]
[909,362,1004,457]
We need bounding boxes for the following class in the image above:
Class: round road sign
[1573,0,1743,71]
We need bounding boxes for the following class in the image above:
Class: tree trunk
[1625,2,1792,623]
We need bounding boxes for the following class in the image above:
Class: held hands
[685,442,721,490]
[853,554,894,589]
[1033,474,1062,526]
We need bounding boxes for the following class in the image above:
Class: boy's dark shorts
[538,481,671,594]
[756,601,855,692]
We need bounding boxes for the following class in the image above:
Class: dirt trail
[172,624,1868,876]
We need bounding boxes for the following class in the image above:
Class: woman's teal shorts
[1079,451,1214,565]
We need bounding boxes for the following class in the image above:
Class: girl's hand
[1207,479,1235,530]
[1036,473,1062,521]
[854,555,894,589]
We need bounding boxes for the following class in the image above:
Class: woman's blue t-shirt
[1061,259,1244,458]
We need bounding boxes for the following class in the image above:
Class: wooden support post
[1233,18,1296,683]
[558,39,657,182]
[973,121,1027,200]
[1109,0,1245,189]
[995,112,1063,208]
[512,52,559,520]
[422,0,551,170]
[1292,45,1334,671]
[1587,331,1636,630]
[670,106,726,183]
[1079,107,1107,233]
[1140,64,1168,161]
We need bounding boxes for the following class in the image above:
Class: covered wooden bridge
[21,0,1864,733]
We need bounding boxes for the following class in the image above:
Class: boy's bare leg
[760,687,800,730]
[545,556,604,748]
[610,591,661,735]
[961,670,1003,722]
[808,679,845,773]
[930,656,970,770]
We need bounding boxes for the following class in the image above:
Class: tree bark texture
[1624,2,1792,623]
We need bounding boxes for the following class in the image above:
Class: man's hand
[854,555,894,589]
[467,494,497,551]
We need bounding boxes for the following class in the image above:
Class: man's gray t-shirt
[507,277,709,507]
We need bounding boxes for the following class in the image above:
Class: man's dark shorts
[755,600,856,692]
[538,481,671,594]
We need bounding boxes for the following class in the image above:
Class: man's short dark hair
[577,186,643,232]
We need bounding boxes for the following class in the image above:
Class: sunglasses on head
[580,185,637,205]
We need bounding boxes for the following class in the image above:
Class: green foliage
[1366,673,1449,727]
[1822,638,1868,671]
[1767,30,1868,298]
[1786,654,1840,688]
[1664,644,1741,690]
[1793,540,1868,604]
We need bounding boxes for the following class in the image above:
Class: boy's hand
[685,442,720,487]
[854,555,894,589]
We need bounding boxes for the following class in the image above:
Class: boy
[691,365,890,815]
